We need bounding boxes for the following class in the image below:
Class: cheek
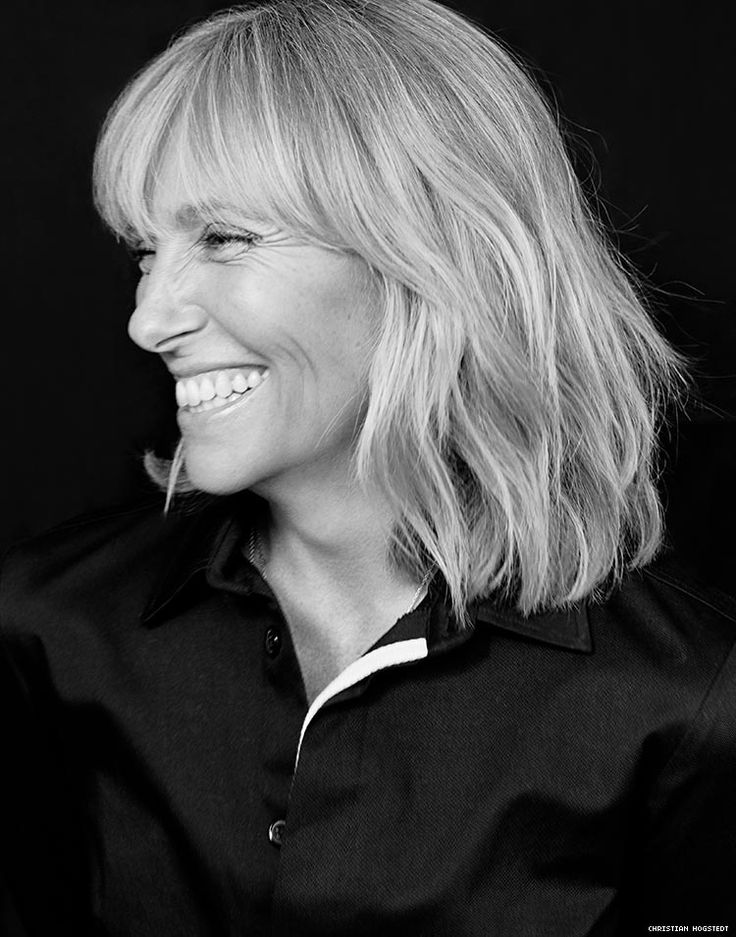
[211,253,382,381]
[235,277,377,361]
[301,263,382,359]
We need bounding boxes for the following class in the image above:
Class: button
[268,819,286,847]
[264,627,282,658]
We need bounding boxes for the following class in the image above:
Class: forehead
[151,200,249,233]
[145,149,273,236]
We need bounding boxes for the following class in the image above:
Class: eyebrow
[169,201,271,232]
[172,204,210,230]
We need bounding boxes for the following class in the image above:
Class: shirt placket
[266,603,437,934]
[258,594,308,856]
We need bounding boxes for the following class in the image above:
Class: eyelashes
[200,227,261,251]
[128,244,154,264]
[129,225,263,274]
[129,245,156,276]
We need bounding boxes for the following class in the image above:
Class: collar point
[474,598,593,653]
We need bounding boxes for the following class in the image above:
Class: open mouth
[175,366,269,414]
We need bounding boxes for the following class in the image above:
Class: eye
[128,244,156,276]
[200,226,261,259]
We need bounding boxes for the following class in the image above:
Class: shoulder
[579,551,736,757]
[475,549,736,758]
[641,551,736,625]
[603,558,736,919]
[0,497,226,641]
[2,500,170,610]
[591,550,736,667]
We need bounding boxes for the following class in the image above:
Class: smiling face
[128,173,382,497]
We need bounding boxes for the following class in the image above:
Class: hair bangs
[94,8,352,249]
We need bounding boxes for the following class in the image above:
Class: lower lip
[176,380,266,427]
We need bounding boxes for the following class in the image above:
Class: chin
[181,447,262,496]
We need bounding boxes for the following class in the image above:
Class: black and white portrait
[2,2,735,935]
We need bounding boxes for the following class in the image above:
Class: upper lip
[166,363,265,380]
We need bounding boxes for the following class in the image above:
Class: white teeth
[232,372,248,394]
[175,367,268,410]
[215,371,233,398]
[199,376,216,401]
[185,379,201,407]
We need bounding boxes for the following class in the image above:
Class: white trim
[294,637,428,770]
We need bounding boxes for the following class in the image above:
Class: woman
[2,1,735,934]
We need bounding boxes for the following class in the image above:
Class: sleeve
[623,636,736,933]
[0,631,91,937]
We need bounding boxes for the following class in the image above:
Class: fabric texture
[1,496,735,936]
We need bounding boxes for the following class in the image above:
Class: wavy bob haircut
[94,0,687,621]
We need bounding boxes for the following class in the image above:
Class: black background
[5,1,735,597]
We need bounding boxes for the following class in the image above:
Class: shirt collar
[141,497,248,625]
[141,501,592,654]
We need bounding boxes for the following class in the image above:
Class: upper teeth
[175,368,267,408]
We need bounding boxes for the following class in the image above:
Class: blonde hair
[94,0,688,621]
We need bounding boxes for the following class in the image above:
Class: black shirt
[1,498,735,936]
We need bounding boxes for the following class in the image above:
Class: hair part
[95,0,689,622]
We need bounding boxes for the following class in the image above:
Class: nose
[127,253,208,353]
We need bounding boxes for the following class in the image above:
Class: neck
[247,456,412,594]
[246,462,429,702]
